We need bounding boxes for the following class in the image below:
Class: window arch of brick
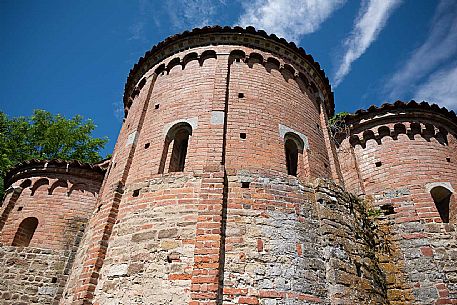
[12,217,38,247]
[430,186,453,223]
[284,132,304,176]
[159,122,192,173]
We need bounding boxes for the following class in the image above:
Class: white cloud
[238,0,346,42]
[334,0,402,87]
[128,21,146,41]
[112,101,124,122]
[414,62,457,110]
[385,0,457,99]
[166,0,225,30]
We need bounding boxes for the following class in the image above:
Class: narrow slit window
[12,217,38,247]
[430,186,452,223]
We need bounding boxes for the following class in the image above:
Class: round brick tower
[61,26,393,305]
[0,159,106,304]
[335,100,457,303]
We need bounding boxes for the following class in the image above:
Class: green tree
[0,110,108,197]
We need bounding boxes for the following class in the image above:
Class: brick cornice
[4,159,107,188]
[123,25,334,117]
[344,100,457,131]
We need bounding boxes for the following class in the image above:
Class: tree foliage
[0,110,108,196]
[329,111,350,127]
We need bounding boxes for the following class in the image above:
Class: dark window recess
[446,157,451,162]
[380,204,395,215]
[238,93,245,98]
[241,182,250,188]
[430,186,452,223]
[375,161,382,167]
[240,133,247,139]
[144,143,150,149]
[235,58,241,63]
[17,207,23,211]
[51,277,58,283]
[169,132,189,172]
[96,205,102,213]
[324,163,328,169]
[138,78,146,89]
[355,263,362,277]
[285,139,298,176]
[155,104,160,109]
[12,217,38,247]
[159,123,192,174]
[133,189,140,197]
[316,123,320,130]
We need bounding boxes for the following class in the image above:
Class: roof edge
[343,100,457,126]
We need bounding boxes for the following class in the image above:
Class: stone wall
[0,245,70,305]
[221,172,387,304]
[368,188,457,304]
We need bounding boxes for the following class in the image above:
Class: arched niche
[12,217,39,247]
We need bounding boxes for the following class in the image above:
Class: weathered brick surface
[92,174,201,304]
[0,173,101,250]
[0,161,104,305]
[61,35,337,304]
[337,109,457,304]
[2,28,457,305]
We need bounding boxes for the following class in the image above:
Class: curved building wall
[1,167,103,250]
[0,160,105,304]
[61,28,391,305]
[336,103,457,304]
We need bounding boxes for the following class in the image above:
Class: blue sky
[1,0,457,156]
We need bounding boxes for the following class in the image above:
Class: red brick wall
[337,113,457,303]
[0,172,103,250]
[339,119,457,223]
[62,43,334,304]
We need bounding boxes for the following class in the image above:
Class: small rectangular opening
[375,161,382,167]
[241,182,250,188]
[17,206,23,211]
[238,93,244,98]
[144,143,150,149]
[381,204,395,215]
[355,262,362,277]
[51,277,58,283]
[446,157,451,162]
[133,189,140,197]
[155,104,160,109]
[240,133,246,139]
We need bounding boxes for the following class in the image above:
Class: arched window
[284,133,304,176]
[430,186,452,223]
[12,217,38,247]
[159,122,192,173]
